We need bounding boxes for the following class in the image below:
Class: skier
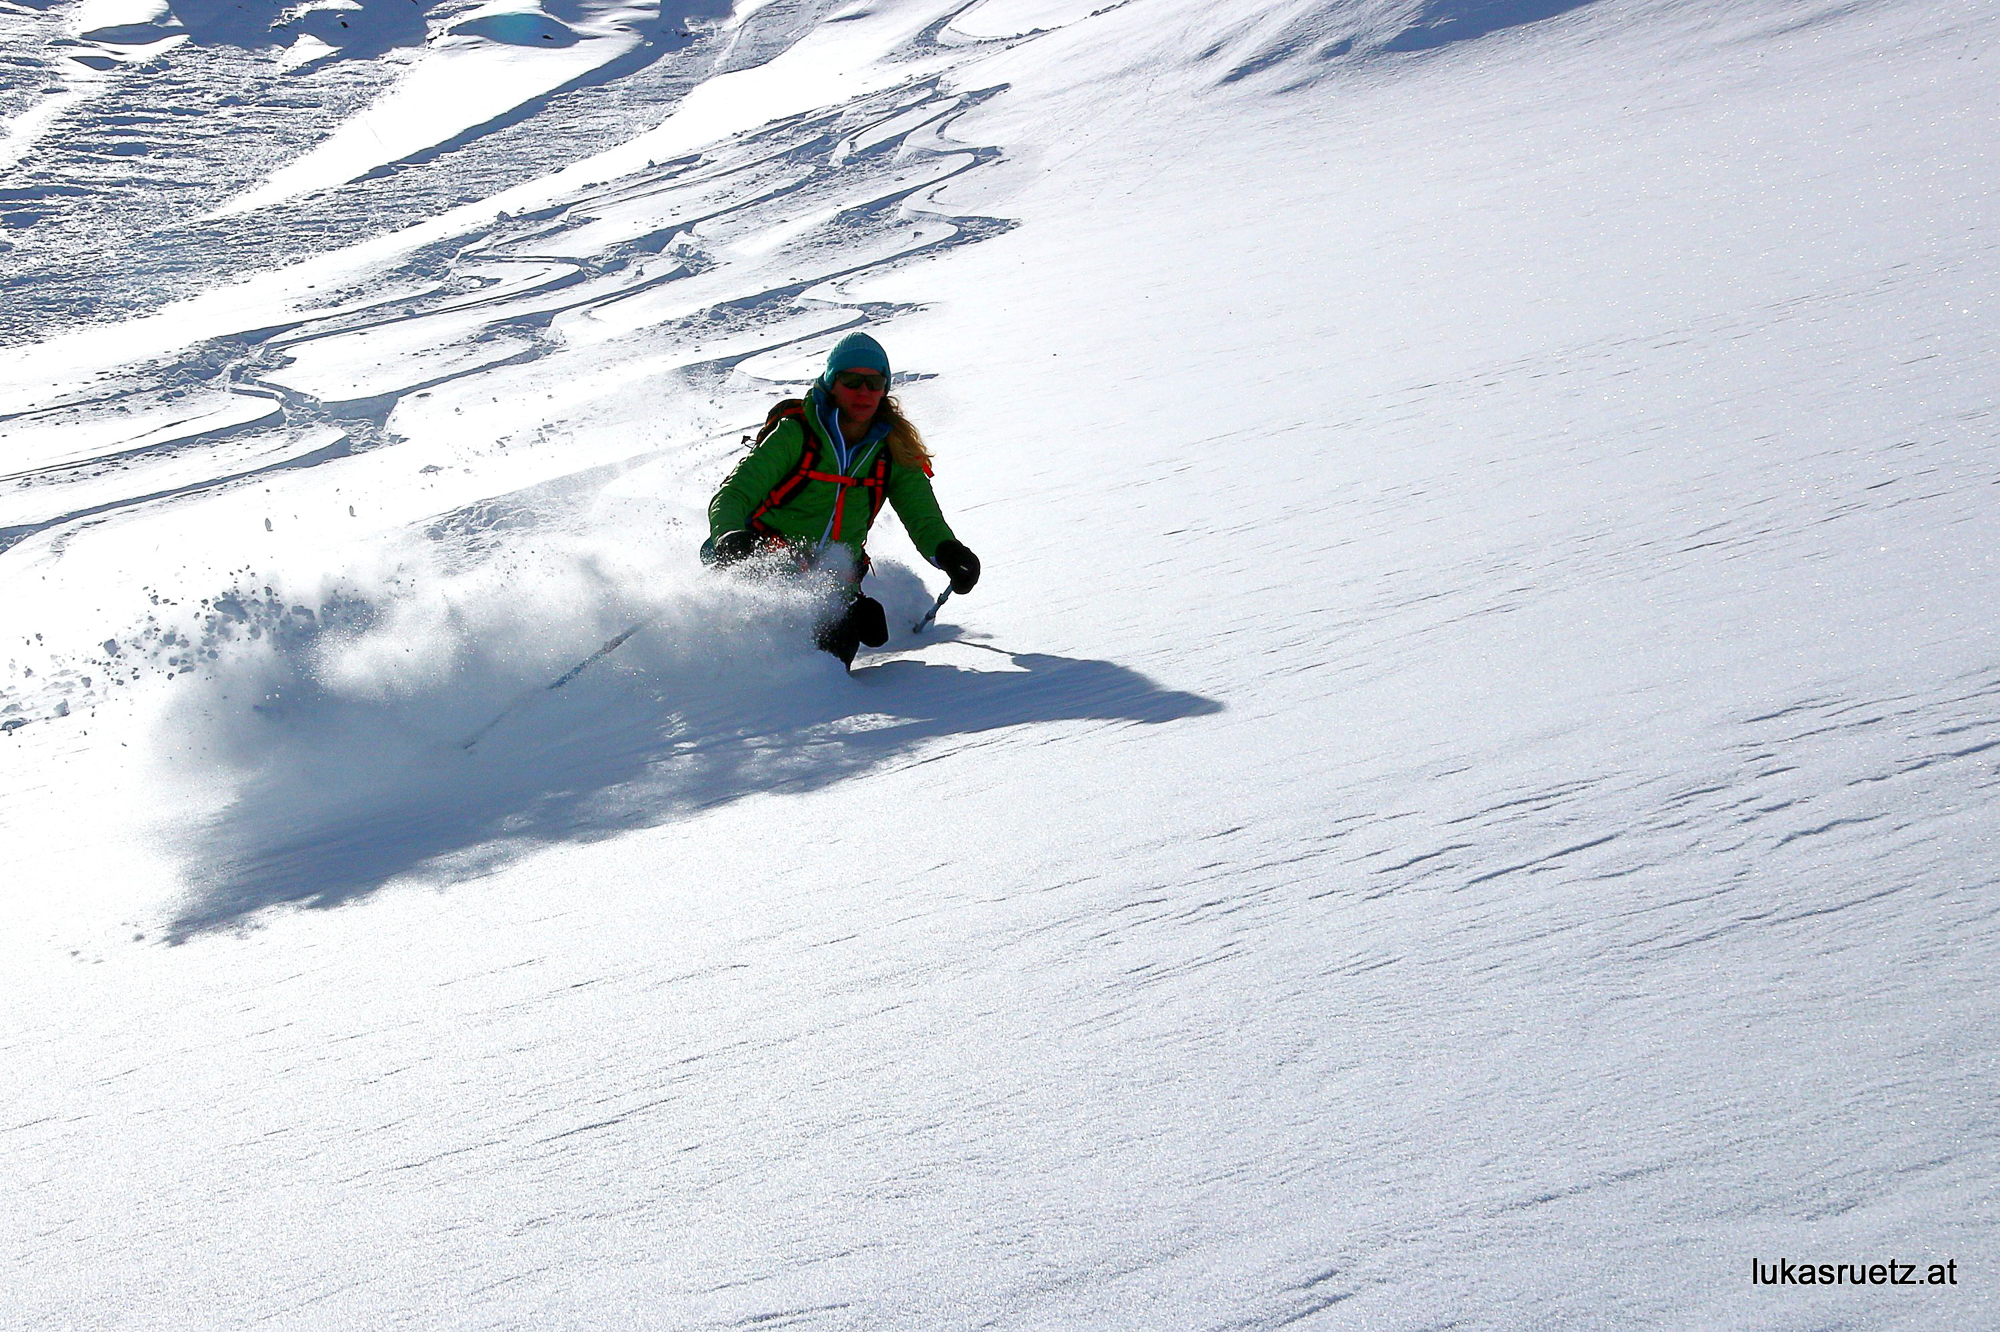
[701,332,981,665]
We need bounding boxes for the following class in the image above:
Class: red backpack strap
[812,442,894,542]
[862,447,892,523]
[744,404,895,546]
[746,401,813,534]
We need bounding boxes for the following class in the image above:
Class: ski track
[1,71,1015,729]
[0,0,887,342]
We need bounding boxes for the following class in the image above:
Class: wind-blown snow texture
[2,0,1997,1324]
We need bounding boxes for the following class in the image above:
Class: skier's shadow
[169,637,1222,940]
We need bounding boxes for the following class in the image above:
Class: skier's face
[829,370,886,422]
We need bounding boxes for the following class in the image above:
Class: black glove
[704,529,762,568]
[934,539,980,595]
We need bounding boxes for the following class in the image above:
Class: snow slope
[3,0,1997,1324]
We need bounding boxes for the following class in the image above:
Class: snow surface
[3,0,1998,1323]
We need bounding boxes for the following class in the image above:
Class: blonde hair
[879,394,932,474]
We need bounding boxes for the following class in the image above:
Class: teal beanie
[821,331,891,388]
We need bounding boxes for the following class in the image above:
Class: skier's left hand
[935,539,980,595]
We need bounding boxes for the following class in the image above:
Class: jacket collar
[807,384,890,469]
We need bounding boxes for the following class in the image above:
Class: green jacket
[708,388,956,566]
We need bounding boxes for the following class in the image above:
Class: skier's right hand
[705,529,761,568]
[935,539,980,595]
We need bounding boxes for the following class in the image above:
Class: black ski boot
[816,595,888,668]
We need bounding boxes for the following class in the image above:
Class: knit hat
[821,331,891,389]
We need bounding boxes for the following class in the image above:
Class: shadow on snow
[168,633,1221,940]
[1381,0,1596,52]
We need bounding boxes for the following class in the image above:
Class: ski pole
[912,588,951,634]
[459,624,640,751]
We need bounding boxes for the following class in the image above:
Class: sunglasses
[832,371,887,392]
